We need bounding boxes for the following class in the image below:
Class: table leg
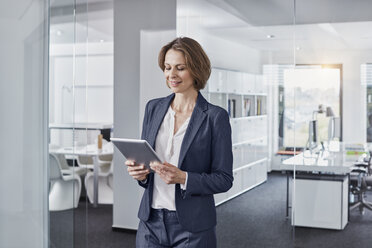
[93,156,99,208]
[286,171,289,218]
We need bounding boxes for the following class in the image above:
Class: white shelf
[207,67,269,206]
[230,115,267,121]
[232,136,267,147]
[233,158,268,173]
[208,91,267,96]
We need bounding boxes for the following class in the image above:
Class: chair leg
[362,200,372,211]
[350,201,361,211]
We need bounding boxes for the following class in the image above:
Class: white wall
[262,49,371,143]
[49,43,113,124]
[139,30,176,134]
[178,16,262,73]
[113,0,176,230]
[0,1,48,247]
[49,42,113,146]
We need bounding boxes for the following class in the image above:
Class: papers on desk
[343,143,367,156]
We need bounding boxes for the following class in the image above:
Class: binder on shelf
[244,98,251,116]
[232,99,236,118]
[228,99,231,117]
[228,99,236,118]
[257,98,261,115]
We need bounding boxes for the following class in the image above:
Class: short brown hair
[158,37,211,91]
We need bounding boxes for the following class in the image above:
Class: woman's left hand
[150,161,186,185]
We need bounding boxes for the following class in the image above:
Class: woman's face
[164,49,196,95]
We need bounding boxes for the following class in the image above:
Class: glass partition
[293,1,372,247]
[49,0,78,247]
[0,0,49,247]
[178,0,372,247]
[177,0,296,246]
[49,0,113,247]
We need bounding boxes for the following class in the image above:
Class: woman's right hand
[125,160,150,181]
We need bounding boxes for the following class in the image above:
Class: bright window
[283,66,341,148]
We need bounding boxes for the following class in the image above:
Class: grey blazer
[138,92,233,232]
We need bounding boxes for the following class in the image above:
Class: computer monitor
[308,120,319,150]
[328,117,340,141]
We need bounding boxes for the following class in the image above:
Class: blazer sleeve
[138,101,151,189]
[182,109,233,197]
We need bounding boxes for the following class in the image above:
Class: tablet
[110,138,162,172]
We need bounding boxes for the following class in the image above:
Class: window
[283,65,341,148]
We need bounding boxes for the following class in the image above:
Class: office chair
[84,154,114,204]
[49,153,82,211]
[349,152,372,214]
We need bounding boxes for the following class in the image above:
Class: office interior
[2,0,372,247]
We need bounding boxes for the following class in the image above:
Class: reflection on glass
[292,1,372,246]
[283,66,341,148]
[49,0,113,247]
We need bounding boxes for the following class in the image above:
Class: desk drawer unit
[292,174,348,230]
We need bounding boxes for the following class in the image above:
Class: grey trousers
[136,208,216,248]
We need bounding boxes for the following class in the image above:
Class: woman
[126,37,233,247]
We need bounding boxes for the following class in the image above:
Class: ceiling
[178,0,372,51]
[210,0,372,26]
[50,0,113,44]
[49,0,372,51]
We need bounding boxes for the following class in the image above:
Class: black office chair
[349,151,372,214]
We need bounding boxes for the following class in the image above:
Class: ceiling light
[56,30,63,36]
[100,39,105,43]
[296,46,301,50]
[266,34,275,39]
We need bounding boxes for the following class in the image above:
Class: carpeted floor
[50,172,372,248]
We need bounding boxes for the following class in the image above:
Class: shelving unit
[201,68,269,205]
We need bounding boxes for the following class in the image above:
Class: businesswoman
[125,37,233,248]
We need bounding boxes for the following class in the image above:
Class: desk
[49,123,113,141]
[50,146,113,207]
[281,150,361,230]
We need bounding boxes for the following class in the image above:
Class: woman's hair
[158,37,211,91]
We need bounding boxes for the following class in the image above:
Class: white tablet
[110,138,162,171]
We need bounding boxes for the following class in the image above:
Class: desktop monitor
[328,117,340,141]
[308,120,319,150]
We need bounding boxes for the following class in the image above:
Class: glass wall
[49,0,113,247]
[178,0,372,247]
[2,0,372,247]
[292,1,372,247]
[0,0,49,247]
[177,0,295,246]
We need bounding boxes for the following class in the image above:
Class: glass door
[49,0,79,247]
[49,0,113,247]
[292,1,372,246]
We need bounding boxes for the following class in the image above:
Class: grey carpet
[50,172,372,248]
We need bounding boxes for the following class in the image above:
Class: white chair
[49,153,82,211]
[56,153,88,176]
[49,144,88,176]
[84,153,114,204]
[76,139,109,170]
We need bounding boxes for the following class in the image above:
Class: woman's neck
[172,90,198,113]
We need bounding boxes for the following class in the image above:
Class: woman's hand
[125,160,150,181]
[150,161,186,185]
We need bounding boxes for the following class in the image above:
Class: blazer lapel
[147,93,175,148]
[178,92,208,169]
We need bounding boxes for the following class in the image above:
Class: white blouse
[151,106,190,210]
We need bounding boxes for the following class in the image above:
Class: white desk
[281,150,359,174]
[50,146,113,207]
[281,150,363,230]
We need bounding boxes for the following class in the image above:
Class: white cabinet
[292,175,348,230]
[208,68,227,93]
[205,68,269,206]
